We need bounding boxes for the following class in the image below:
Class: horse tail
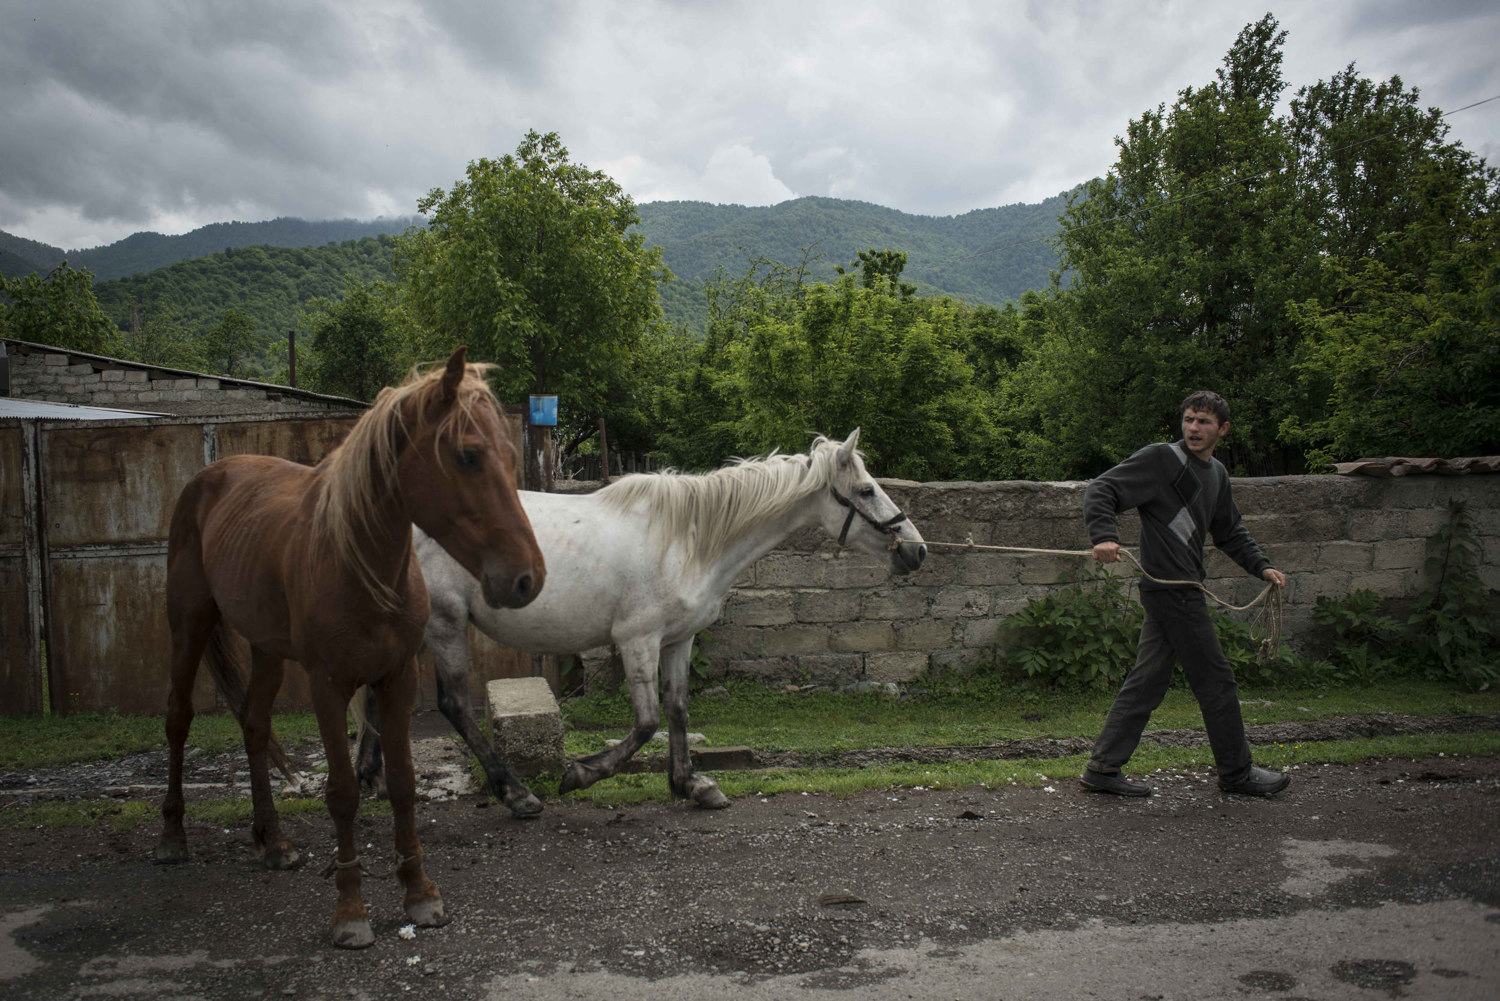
[349,685,378,740]
[202,625,296,783]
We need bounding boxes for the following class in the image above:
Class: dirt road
[2,741,1497,1000]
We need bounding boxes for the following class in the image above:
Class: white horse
[356,429,926,812]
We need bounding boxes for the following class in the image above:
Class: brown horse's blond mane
[314,358,500,610]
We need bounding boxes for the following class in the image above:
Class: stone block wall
[4,340,358,416]
[701,474,1499,686]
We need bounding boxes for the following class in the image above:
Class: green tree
[1037,14,1309,476]
[121,303,203,369]
[301,278,413,401]
[397,130,670,439]
[204,307,257,377]
[0,261,121,355]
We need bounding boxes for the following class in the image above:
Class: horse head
[817,429,927,575]
[399,347,546,608]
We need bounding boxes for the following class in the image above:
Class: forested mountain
[3,195,1069,342]
[637,194,1070,328]
[91,237,400,362]
[0,216,422,281]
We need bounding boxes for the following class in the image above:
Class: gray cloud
[1,0,1496,251]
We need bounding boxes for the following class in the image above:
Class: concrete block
[44,353,68,366]
[793,589,863,623]
[100,369,125,382]
[1317,541,1374,572]
[756,553,822,588]
[861,588,931,619]
[865,651,929,683]
[927,647,993,676]
[762,625,831,656]
[691,746,755,770]
[954,552,1022,586]
[821,555,893,589]
[795,653,865,684]
[896,618,959,650]
[173,378,197,389]
[1370,538,1428,571]
[702,625,763,659]
[69,362,95,375]
[485,677,564,778]
[197,378,220,390]
[124,370,149,383]
[962,617,1006,649]
[829,620,895,653]
[929,588,993,618]
[723,590,794,626]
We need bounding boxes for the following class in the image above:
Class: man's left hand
[1262,568,1286,589]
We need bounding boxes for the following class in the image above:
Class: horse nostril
[515,573,533,599]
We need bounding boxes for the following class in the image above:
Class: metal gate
[0,410,532,716]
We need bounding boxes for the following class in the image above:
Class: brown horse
[154,347,545,949]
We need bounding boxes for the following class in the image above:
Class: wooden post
[598,418,610,483]
[521,403,539,491]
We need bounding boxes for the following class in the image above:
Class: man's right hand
[1093,541,1121,564]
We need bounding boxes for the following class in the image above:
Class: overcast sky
[3,0,1497,252]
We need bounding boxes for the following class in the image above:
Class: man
[1080,390,1290,798]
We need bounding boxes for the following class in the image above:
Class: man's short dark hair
[1181,390,1230,424]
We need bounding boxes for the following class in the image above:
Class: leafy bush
[1407,502,1498,690]
[1300,503,1496,691]
[1309,589,1404,686]
[996,568,1144,692]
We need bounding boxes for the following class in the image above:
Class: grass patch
[561,678,1500,755]
[0,794,387,832]
[0,711,327,770]
[559,729,1500,807]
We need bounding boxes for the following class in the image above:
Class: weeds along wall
[701,474,1499,686]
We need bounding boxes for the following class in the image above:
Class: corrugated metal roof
[1332,456,1500,476]
[0,398,168,421]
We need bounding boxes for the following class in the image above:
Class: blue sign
[529,394,558,426]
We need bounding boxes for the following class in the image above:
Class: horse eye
[859,484,876,498]
[455,446,482,471]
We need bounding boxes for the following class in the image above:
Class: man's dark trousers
[1086,587,1253,783]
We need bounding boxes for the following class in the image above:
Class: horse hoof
[406,896,449,928]
[558,762,590,795]
[332,919,375,949]
[154,841,189,864]
[262,845,302,870]
[505,791,544,819]
[694,787,732,810]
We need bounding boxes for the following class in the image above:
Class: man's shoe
[1218,766,1291,797]
[1079,770,1152,797]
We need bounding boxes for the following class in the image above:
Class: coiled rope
[916,536,1284,658]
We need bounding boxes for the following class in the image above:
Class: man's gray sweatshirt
[1083,441,1271,591]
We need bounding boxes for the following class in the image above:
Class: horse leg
[353,685,386,799]
[663,638,729,809]
[375,659,448,928]
[244,646,299,869]
[155,557,218,864]
[427,612,541,818]
[309,673,374,949]
[560,636,661,794]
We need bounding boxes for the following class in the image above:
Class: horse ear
[441,346,468,402]
[837,428,861,467]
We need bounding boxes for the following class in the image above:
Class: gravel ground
[1,713,1497,1000]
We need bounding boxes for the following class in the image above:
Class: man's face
[1181,407,1228,459]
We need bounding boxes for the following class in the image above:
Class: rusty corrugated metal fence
[0,411,531,716]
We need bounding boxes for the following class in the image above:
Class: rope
[915,536,1284,658]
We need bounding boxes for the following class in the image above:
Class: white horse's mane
[596,436,854,570]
